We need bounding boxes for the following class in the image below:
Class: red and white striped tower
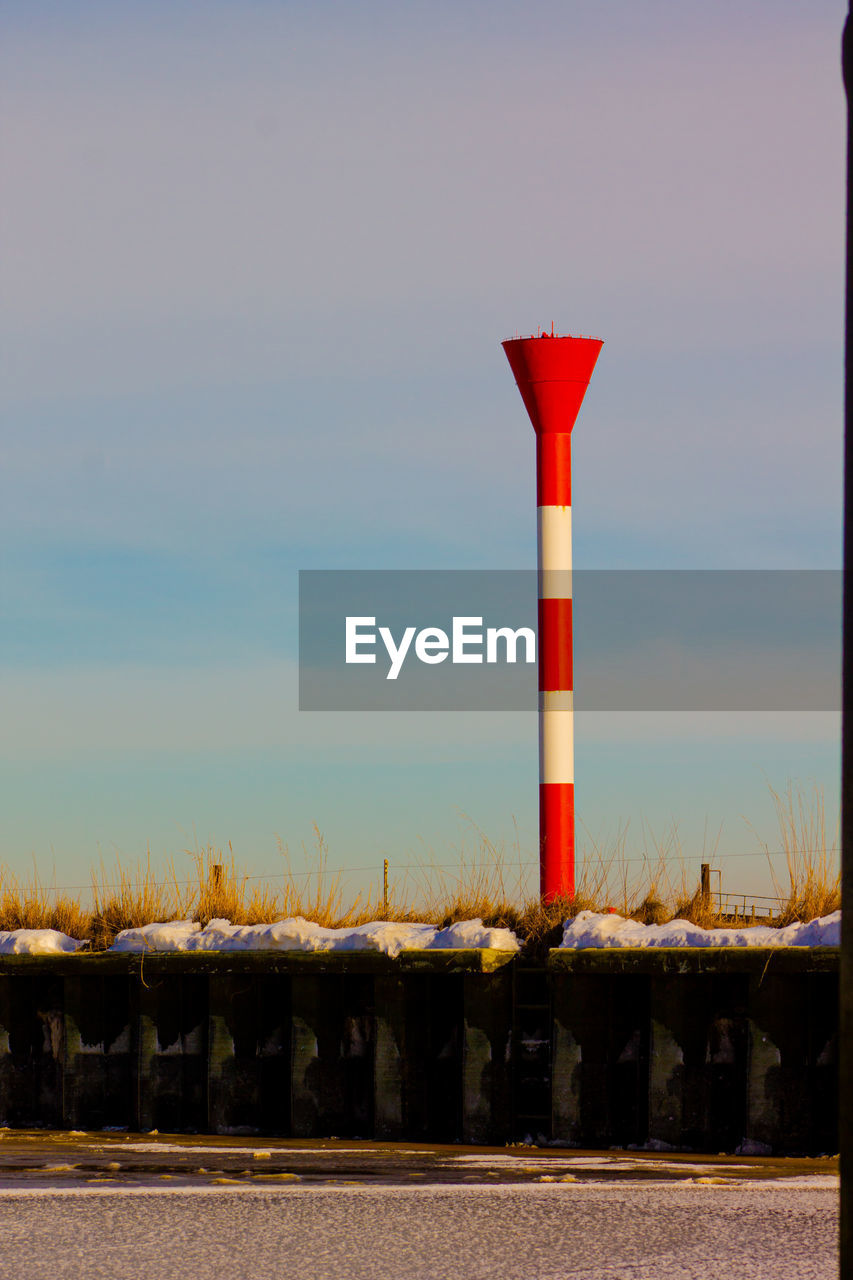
[502,331,603,901]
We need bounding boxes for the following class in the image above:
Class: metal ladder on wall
[511,966,552,1143]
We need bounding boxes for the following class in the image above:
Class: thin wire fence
[15,843,839,898]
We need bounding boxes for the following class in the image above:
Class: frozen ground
[0,1132,836,1188]
[0,1134,836,1279]
[0,1181,836,1280]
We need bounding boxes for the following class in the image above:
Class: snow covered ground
[560,910,841,949]
[109,916,520,955]
[0,910,841,955]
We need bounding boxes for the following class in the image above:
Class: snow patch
[119,1143,384,1156]
[0,930,84,955]
[109,916,519,956]
[109,920,201,952]
[426,919,520,951]
[560,910,841,949]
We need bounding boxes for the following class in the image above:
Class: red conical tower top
[502,331,603,434]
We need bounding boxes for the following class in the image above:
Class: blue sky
[0,0,846,903]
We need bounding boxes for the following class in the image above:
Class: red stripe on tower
[538,598,574,692]
[536,434,572,506]
[502,330,603,901]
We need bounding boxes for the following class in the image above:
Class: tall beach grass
[0,786,839,950]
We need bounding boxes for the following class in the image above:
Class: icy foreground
[0,1183,837,1280]
[109,916,521,957]
[561,909,841,948]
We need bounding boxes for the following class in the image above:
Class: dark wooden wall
[0,947,836,1154]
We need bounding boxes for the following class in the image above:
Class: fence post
[700,863,710,905]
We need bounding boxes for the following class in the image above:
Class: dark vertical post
[462,968,513,1144]
[290,974,328,1138]
[374,973,405,1139]
[700,864,711,903]
[551,973,604,1146]
[207,975,236,1134]
[843,10,853,1269]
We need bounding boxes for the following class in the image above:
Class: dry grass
[192,844,282,929]
[275,827,378,929]
[0,863,91,941]
[89,853,183,950]
[0,784,839,950]
[757,783,840,925]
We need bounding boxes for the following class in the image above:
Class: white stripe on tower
[537,505,574,787]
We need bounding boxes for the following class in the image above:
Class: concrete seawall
[0,948,836,1153]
